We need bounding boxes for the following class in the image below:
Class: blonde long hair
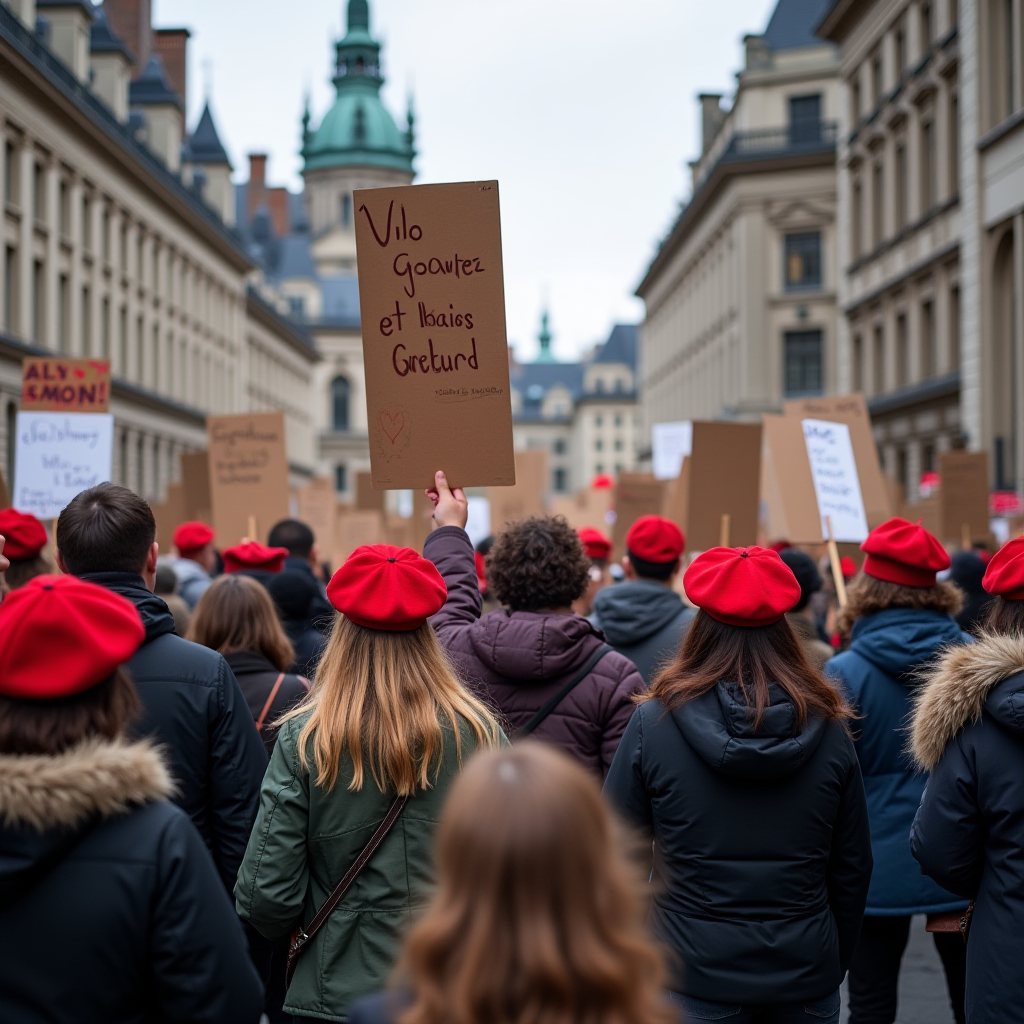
[280,615,501,795]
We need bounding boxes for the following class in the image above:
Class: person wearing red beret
[171,520,216,610]
[0,507,51,590]
[825,518,969,1024]
[423,471,645,777]
[222,540,290,581]
[0,575,263,1024]
[590,515,695,684]
[909,536,1024,1024]
[604,546,871,1020]
[235,543,502,1023]
[572,526,613,617]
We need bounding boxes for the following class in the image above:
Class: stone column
[124,426,140,493]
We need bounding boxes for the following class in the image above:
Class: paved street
[840,916,957,1024]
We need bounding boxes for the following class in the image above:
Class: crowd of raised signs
[0,470,1021,1024]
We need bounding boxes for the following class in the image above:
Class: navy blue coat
[827,607,968,916]
[910,633,1024,1024]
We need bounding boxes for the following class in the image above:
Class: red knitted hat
[0,508,48,561]
[327,544,447,631]
[684,546,802,627]
[626,515,685,564]
[0,575,145,699]
[982,537,1024,600]
[861,517,950,587]
[173,521,215,554]
[222,542,289,574]
[578,527,612,561]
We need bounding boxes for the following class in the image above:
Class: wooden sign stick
[826,515,848,608]
[247,515,258,543]
[719,513,731,548]
[960,522,971,551]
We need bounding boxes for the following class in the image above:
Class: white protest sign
[801,419,869,543]
[465,496,492,547]
[652,421,693,480]
[13,411,114,519]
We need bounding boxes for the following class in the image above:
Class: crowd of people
[0,473,1021,1024]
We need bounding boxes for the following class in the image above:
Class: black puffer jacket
[0,738,263,1024]
[223,649,310,755]
[80,573,268,891]
[605,685,872,1003]
[910,633,1024,1024]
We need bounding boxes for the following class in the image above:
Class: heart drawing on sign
[73,368,86,379]
[379,409,405,443]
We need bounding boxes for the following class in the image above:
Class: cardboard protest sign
[207,412,289,545]
[662,456,691,535]
[335,509,385,565]
[13,412,113,519]
[180,451,212,525]
[150,483,186,554]
[802,420,869,543]
[938,451,990,544]
[612,473,666,558]
[356,472,385,512]
[297,478,336,556]
[488,450,547,532]
[759,415,821,544]
[686,421,762,551]
[21,357,110,412]
[651,421,693,481]
[783,394,891,528]
[0,465,10,510]
[354,181,516,490]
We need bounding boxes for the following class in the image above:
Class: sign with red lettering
[354,181,516,490]
[21,358,110,412]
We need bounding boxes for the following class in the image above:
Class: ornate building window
[784,232,822,290]
[783,330,823,397]
[332,375,350,431]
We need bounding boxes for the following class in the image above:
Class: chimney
[103,0,151,77]
[698,93,725,156]
[153,28,189,111]
[247,153,268,225]
[37,0,95,82]
[744,33,772,71]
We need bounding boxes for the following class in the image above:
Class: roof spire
[348,0,369,32]
[536,310,555,363]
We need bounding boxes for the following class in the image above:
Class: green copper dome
[302,0,415,174]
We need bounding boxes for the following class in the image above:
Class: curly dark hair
[486,516,591,612]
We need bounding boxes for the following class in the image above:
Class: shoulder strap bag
[517,643,612,738]
[255,674,285,732]
[285,793,409,989]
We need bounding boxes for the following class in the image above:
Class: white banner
[801,419,869,543]
[13,411,114,520]
[652,420,693,480]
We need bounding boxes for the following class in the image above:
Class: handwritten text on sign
[13,412,113,519]
[801,419,869,543]
[21,358,110,412]
[354,181,516,490]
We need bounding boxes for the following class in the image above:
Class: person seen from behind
[592,515,695,684]
[236,543,503,1023]
[222,540,291,586]
[910,536,1024,1024]
[605,545,871,1024]
[0,508,50,591]
[266,569,329,678]
[155,563,191,636]
[779,547,834,671]
[171,520,217,609]
[348,744,674,1024]
[424,470,644,775]
[826,518,968,1024]
[268,517,335,629]
[0,574,263,1024]
[55,483,268,893]
[572,527,612,616]
[947,549,993,634]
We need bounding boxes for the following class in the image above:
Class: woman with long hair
[0,507,52,590]
[605,546,872,1023]
[235,544,503,1023]
[910,537,1024,1023]
[347,743,675,1024]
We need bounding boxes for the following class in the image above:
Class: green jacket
[235,711,485,1022]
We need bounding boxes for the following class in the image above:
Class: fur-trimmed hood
[0,737,174,832]
[911,632,1024,771]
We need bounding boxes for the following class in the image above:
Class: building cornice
[867,370,960,417]
[245,287,320,362]
[844,238,960,314]
[816,0,865,44]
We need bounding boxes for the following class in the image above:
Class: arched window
[332,376,350,432]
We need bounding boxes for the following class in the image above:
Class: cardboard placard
[207,412,289,545]
[612,472,666,558]
[938,451,990,543]
[488,449,548,532]
[354,181,516,490]
[180,451,212,525]
[335,509,385,565]
[150,482,186,555]
[802,420,869,543]
[662,456,691,536]
[297,477,336,557]
[686,421,762,551]
[904,494,941,538]
[760,415,821,544]
[651,421,693,481]
[356,471,385,512]
[13,411,114,519]
[21,357,110,412]
[0,465,10,510]
[783,394,891,528]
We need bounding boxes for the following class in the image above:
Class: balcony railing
[724,121,839,160]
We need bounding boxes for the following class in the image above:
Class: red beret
[474,550,487,593]
[173,521,215,554]
[592,474,614,489]
[0,575,145,699]
[840,556,857,579]
[0,508,48,561]
[222,542,289,574]
[982,537,1024,600]
[578,527,612,561]
[327,544,447,631]
[684,546,802,627]
[626,515,684,564]
[861,517,950,587]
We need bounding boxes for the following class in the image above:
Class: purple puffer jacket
[424,526,645,776]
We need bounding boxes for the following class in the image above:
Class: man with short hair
[590,514,695,683]
[267,517,335,631]
[171,520,216,609]
[56,484,267,891]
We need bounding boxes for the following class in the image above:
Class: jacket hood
[80,572,177,642]
[849,607,963,682]
[467,609,607,684]
[223,649,278,676]
[672,681,828,780]
[592,580,687,645]
[172,558,210,585]
[912,631,1024,770]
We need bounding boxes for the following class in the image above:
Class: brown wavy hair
[394,743,674,1024]
[983,595,1024,635]
[647,610,850,726]
[279,616,501,795]
[836,571,964,635]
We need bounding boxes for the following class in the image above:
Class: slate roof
[319,275,360,327]
[129,53,182,110]
[89,9,133,58]
[593,323,637,367]
[186,103,230,165]
[762,0,834,51]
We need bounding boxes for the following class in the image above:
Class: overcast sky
[156,0,776,360]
